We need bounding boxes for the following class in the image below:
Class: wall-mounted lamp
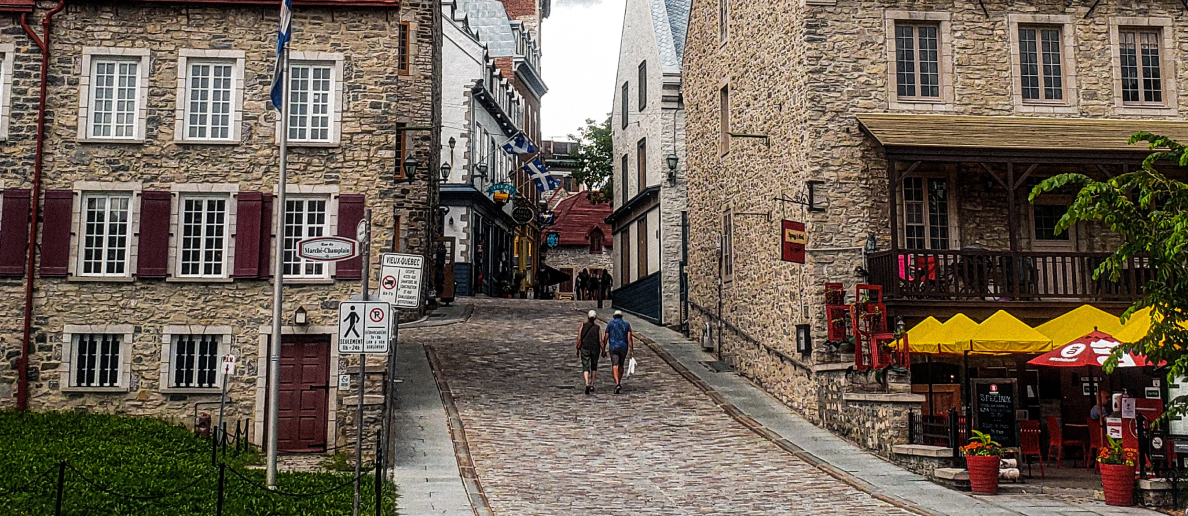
[474,163,488,180]
[666,153,678,183]
[448,136,456,150]
[294,306,308,326]
[402,155,419,181]
[895,316,906,336]
[796,324,811,355]
[863,234,877,254]
[439,162,452,182]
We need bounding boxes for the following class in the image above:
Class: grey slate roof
[663,0,690,60]
[646,0,690,73]
[456,0,517,57]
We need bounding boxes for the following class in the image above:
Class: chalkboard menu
[973,379,1018,448]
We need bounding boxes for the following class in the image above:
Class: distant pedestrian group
[574,269,611,301]
[575,309,634,395]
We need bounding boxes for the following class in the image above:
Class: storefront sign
[487,183,517,203]
[1106,417,1123,439]
[781,220,806,264]
[972,379,1018,448]
[512,206,535,225]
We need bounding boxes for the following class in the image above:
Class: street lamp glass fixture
[666,153,678,171]
[440,162,452,181]
[402,155,418,180]
[475,163,488,179]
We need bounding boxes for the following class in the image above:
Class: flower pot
[965,455,1000,495]
[1099,463,1136,506]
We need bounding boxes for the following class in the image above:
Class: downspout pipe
[17,0,67,411]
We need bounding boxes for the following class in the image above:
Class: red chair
[1019,420,1044,479]
[1045,415,1087,469]
[1087,418,1103,471]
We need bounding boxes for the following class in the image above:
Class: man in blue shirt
[602,310,634,394]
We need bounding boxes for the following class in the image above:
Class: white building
[609,0,689,326]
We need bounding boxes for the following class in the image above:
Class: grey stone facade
[0,0,440,452]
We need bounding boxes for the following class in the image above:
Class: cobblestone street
[404,299,912,514]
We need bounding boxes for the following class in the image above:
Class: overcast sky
[540,0,627,141]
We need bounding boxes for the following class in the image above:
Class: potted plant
[961,430,1002,495]
[1096,437,1138,506]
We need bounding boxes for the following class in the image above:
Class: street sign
[221,354,236,375]
[298,236,358,262]
[338,301,391,354]
[379,253,424,308]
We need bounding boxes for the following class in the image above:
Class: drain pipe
[16,0,67,411]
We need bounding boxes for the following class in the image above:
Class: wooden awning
[856,113,1188,154]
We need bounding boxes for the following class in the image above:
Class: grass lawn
[0,411,395,516]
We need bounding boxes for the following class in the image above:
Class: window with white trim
[894,23,941,99]
[73,333,122,387]
[186,62,234,139]
[288,64,333,142]
[170,334,220,388]
[1119,28,1163,105]
[0,46,13,141]
[80,192,132,276]
[902,177,950,250]
[178,195,228,277]
[90,59,141,138]
[1018,26,1064,102]
[282,197,329,278]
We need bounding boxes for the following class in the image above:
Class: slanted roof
[856,113,1188,152]
[456,0,517,56]
[545,191,613,247]
[646,0,690,73]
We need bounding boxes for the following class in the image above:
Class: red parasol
[1027,330,1157,368]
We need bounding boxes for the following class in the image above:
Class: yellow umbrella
[968,310,1053,354]
[912,314,979,354]
[1034,304,1124,348]
[1115,306,1183,343]
[904,316,941,343]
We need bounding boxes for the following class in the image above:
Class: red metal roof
[116,0,400,7]
[544,191,612,247]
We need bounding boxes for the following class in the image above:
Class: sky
[540,0,627,141]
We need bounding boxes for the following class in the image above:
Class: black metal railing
[907,408,968,467]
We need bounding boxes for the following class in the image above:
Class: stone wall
[0,0,440,452]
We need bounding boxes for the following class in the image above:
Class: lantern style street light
[440,162,452,181]
[402,155,419,180]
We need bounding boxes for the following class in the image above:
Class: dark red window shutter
[40,190,74,277]
[232,192,262,278]
[336,194,365,280]
[136,191,171,278]
[258,193,273,279]
[0,189,31,277]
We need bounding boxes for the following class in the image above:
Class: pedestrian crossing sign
[338,301,391,354]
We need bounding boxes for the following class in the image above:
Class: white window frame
[272,185,340,283]
[60,324,134,392]
[78,47,150,143]
[898,173,960,251]
[0,44,14,141]
[885,11,954,111]
[1008,14,1078,114]
[169,184,239,281]
[175,49,245,143]
[1109,17,1178,115]
[69,182,142,281]
[160,325,233,394]
[275,52,344,147]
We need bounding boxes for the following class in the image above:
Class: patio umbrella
[1035,305,1124,349]
[1027,330,1157,369]
[911,314,979,354]
[968,310,1053,355]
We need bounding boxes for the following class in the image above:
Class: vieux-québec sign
[298,236,358,262]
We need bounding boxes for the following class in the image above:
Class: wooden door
[1030,203,1079,297]
[278,335,330,452]
[560,267,573,293]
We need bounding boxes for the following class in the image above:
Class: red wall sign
[782,220,806,264]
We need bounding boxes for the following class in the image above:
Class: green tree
[1030,132,1188,412]
[568,116,613,203]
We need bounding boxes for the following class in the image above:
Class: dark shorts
[580,349,600,372]
[609,348,628,368]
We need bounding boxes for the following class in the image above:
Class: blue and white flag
[523,157,560,192]
[269,0,293,110]
[501,132,537,156]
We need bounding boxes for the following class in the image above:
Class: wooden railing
[868,250,1150,301]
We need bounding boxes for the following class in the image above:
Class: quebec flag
[522,157,560,192]
[501,132,537,155]
[269,0,293,110]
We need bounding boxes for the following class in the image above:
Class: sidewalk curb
[425,344,493,516]
[590,308,938,516]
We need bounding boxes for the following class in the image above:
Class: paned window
[1119,29,1162,104]
[282,197,329,278]
[1033,205,1070,241]
[620,82,629,129]
[1019,27,1064,101]
[186,62,234,140]
[398,23,411,73]
[719,0,728,42]
[91,60,140,139]
[638,61,647,110]
[179,196,228,277]
[73,334,121,387]
[719,85,730,155]
[288,64,333,142]
[722,210,733,279]
[589,231,603,254]
[637,138,647,192]
[80,193,132,276]
[172,334,220,388]
[902,178,950,250]
[894,23,940,99]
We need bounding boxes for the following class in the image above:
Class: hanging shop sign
[512,206,536,225]
[781,220,806,264]
[487,183,517,203]
[539,210,556,226]
[545,233,559,248]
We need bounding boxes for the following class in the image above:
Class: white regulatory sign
[221,354,237,375]
[338,301,391,354]
[379,253,424,309]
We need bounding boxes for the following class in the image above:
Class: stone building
[0,0,440,454]
[541,190,612,299]
[609,0,689,326]
[682,0,1188,455]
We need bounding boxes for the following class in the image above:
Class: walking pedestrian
[602,310,634,394]
[576,269,589,300]
[576,310,604,394]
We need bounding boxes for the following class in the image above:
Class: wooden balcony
[868,250,1149,318]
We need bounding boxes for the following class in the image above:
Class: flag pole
[266,34,290,491]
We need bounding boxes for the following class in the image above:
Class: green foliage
[567,116,613,203]
[0,411,394,516]
[320,451,355,472]
[1029,131,1188,415]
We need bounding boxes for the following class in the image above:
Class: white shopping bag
[627,357,636,376]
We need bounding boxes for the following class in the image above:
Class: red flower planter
[1099,463,1136,506]
[966,455,1000,495]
